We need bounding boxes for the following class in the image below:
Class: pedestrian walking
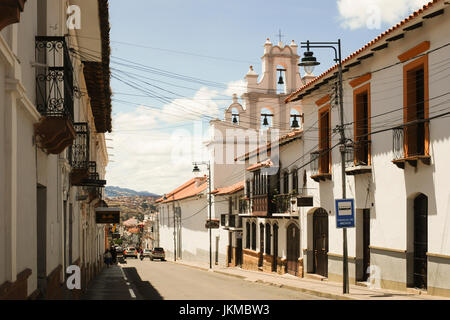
[104,249,112,268]
[111,246,117,264]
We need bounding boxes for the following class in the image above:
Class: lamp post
[299,39,349,294]
[193,161,212,269]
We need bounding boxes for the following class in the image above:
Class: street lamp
[299,39,350,294]
[193,161,212,269]
[298,41,321,75]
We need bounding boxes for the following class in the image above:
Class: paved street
[84,258,326,300]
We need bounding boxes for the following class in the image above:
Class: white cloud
[159,87,221,123]
[105,105,209,195]
[224,79,247,98]
[106,79,249,194]
[337,0,430,30]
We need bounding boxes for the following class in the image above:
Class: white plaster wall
[293,8,450,286]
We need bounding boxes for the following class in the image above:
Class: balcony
[310,151,331,182]
[239,197,248,214]
[84,162,106,202]
[221,214,243,229]
[69,123,90,186]
[231,215,243,228]
[34,36,75,154]
[0,0,26,31]
[273,193,291,214]
[345,140,372,175]
[392,126,430,169]
[251,194,271,216]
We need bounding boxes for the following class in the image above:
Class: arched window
[290,109,301,129]
[261,108,273,129]
[276,66,286,95]
[265,223,271,255]
[251,222,257,250]
[231,107,240,125]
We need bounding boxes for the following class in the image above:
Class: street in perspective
[1,0,450,311]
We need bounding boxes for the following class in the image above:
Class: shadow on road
[123,267,163,300]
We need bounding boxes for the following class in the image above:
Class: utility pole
[193,161,212,269]
[336,40,350,294]
[173,196,176,262]
[208,162,212,269]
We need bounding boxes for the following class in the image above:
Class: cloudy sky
[104,0,430,195]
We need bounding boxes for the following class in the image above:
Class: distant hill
[105,186,161,198]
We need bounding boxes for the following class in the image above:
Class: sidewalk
[170,259,449,300]
[81,265,135,300]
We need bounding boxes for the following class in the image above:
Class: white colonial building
[0,0,112,299]
[285,0,450,297]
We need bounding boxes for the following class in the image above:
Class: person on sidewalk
[104,249,112,268]
[111,246,117,264]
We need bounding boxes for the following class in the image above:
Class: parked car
[123,247,138,258]
[115,247,124,258]
[150,247,165,261]
[141,249,152,259]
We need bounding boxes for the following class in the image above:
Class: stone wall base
[0,268,32,300]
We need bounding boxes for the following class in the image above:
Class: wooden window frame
[403,55,429,158]
[318,105,332,174]
[353,83,371,166]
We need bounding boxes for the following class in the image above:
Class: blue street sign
[335,199,355,228]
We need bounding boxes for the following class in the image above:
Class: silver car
[150,247,165,261]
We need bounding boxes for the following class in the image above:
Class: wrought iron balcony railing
[69,123,90,170]
[35,36,74,121]
[310,151,320,176]
[393,127,404,160]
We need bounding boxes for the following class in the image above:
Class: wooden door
[313,209,328,277]
[236,237,242,267]
[272,224,278,272]
[414,194,428,289]
[287,224,300,276]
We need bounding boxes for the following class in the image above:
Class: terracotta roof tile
[246,159,273,172]
[156,176,207,203]
[212,180,245,195]
[285,0,443,103]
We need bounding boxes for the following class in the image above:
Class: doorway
[258,223,264,268]
[37,185,47,294]
[286,223,300,276]
[362,209,370,281]
[236,235,243,267]
[313,208,328,277]
[272,224,278,272]
[413,194,428,289]
[228,231,232,265]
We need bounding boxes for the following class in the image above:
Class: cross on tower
[276,29,285,43]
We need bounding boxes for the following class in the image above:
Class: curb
[172,261,356,300]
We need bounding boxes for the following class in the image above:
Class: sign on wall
[297,196,313,207]
[205,219,220,229]
[95,207,121,224]
[335,199,355,228]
